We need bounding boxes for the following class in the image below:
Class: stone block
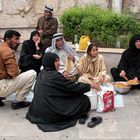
[78,0,108,9]
[59,127,79,140]
[59,0,75,13]
[34,0,58,14]
[3,0,32,15]
[0,14,35,28]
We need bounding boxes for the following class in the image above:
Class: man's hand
[67,54,75,62]
[33,54,42,59]
[119,70,126,77]
[38,30,43,34]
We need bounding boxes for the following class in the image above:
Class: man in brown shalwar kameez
[36,5,58,49]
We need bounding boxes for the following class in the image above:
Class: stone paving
[0,89,140,140]
[1,42,140,139]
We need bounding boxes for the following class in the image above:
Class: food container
[113,81,131,94]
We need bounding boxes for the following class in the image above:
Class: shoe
[0,97,6,107]
[79,114,89,124]
[0,100,5,107]
[11,101,30,110]
[87,116,102,128]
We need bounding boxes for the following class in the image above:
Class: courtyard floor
[0,89,140,140]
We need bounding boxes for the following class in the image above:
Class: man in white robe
[45,33,79,78]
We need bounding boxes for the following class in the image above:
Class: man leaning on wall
[36,5,58,49]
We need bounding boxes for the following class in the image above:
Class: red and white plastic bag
[97,90,115,113]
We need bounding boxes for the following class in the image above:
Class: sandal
[0,97,6,107]
[79,114,89,124]
[87,116,102,128]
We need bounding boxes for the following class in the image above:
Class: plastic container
[79,35,90,50]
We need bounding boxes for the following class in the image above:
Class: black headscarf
[117,34,140,79]
[28,30,45,54]
[29,30,40,46]
[128,34,140,55]
[42,52,59,70]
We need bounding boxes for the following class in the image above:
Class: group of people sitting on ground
[0,4,140,131]
[0,28,140,132]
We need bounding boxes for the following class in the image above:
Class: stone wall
[0,0,108,40]
[123,0,140,19]
[123,0,140,13]
[0,0,140,41]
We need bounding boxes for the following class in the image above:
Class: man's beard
[44,15,51,20]
[10,42,19,51]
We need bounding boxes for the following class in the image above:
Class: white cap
[45,5,53,13]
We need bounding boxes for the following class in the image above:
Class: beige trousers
[0,70,36,101]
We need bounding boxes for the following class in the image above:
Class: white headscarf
[45,5,53,14]
[45,33,77,56]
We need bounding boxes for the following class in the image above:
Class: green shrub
[60,6,140,48]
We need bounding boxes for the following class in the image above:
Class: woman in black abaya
[110,35,140,88]
[26,52,94,132]
[18,31,45,75]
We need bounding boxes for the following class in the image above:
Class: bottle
[74,34,79,50]
[74,34,78,45]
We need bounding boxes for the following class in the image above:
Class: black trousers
[110,67,126,82]
[20,65,40,76]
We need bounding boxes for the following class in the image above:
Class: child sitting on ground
[76,43,111,85]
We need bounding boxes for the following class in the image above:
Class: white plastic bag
[84,89,97,110]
